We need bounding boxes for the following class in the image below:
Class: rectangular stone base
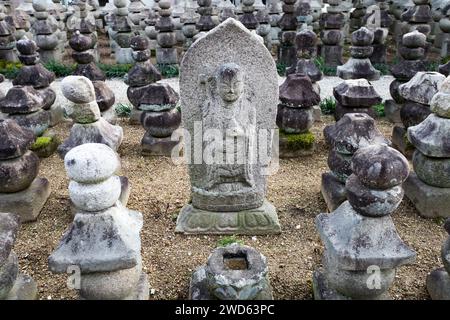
[321,172,346,212]
[312,268,389,300]
[404,172,450,218]
[0,178,51,223]
[175,199,281,235]
[5,273,38,300]
[312,268,350,300]
[392,126,414,160]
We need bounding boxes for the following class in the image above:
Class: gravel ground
[2,76,446,300]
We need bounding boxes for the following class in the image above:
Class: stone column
[403,75,450,218]
[256,7,272,51]
[277,0,297,68]
[144,0,160,51]
[314,144,416,300]
[156,0,178,66]
[126,34,180,155]
[190,244,273,299]
[0,120,51,222]
[57,76,123,158]
[392,71,445,159]
[70,31,116,123]
[385,30,427,125]
[49,143,149,300]
[337,27,381,81]
[0,7,16,62]
[267,0,281,47]
[111,0,134,64]
[197,0,216,32]
[321,113,389,211]
[319,0,344,68]
[13,37,62,129]
[239,0,258,32]
[0,212,38,299]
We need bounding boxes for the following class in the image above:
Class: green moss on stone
[403,133,415,151]
[280,131,316,150]
[30,136,53,151]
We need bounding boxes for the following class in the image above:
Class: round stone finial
[61,76,96,104]
[296,29,317,49]
[402,30,427,48]
[351,27,374,46]
[64,143,121,184]
[130,34,149,51]
[16,37,38,55]
[159,0,171,10]
[32,0,47,11]
[430,75,450,118]
[351,144,410,189]
[69,30,93,52]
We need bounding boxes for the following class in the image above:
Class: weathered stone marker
[314,144,416,300]
[49,143,149,300]
[0,212,37,300]
[403,75,450,218]
[190,244,273,299]
[176,18,281,235]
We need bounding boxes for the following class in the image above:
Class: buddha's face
[216,64,244,103]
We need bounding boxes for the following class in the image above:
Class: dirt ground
[12,114,447,301]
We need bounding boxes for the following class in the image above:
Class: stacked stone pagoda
[385,30,427,124]
[156,0,178,66]
[49,143,149,300]
[218,0,236,22]
[295,0,312,31]
[438,4,450,76]
[196,0,215,33]
[239,0,258,32]
[176,19,281,235]
[58,76,123,158]
[256,8,272,50]
[319,0,344,68]
[180,4,199,50]
[364,0,393,65]
[392,71,445,158]
[277,0,297,68]
[31,0,61,63]
[349,0,366,33]
[5,3,31,42]
[66,0,98,60]
[0,212,38,300]
[0,7,16,62]
[314,144,416,300]
[403,75,450,218]
[267,0,282,46]
[128,0,146,32]
[333,79,382,121]
[427,218,450,299]
[0,119,51,222]
[337,27,381,81]
[321,113,389,211]
[144,0,159,51]
[126,33,180,156]
[70,30,116,122]
[401,0,432,39]
[190,244,273,300]
[111,0,133,64]
[11,37,60,130]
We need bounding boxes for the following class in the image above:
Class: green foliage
[433,217,445,225]
[280,131,315,150]
[319,96,336,115]
[157,64,179,78]
[373,102,385,117]
[217,235,244,247]
[44,61,75,77]
[276,62,286,76]
[442,56,450,64]
[30,136,53,151]
[425,61,439,72]
[115,103,132,118]
[0,60,22,79]
[373,63,390,75]
[98,63,132,78]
